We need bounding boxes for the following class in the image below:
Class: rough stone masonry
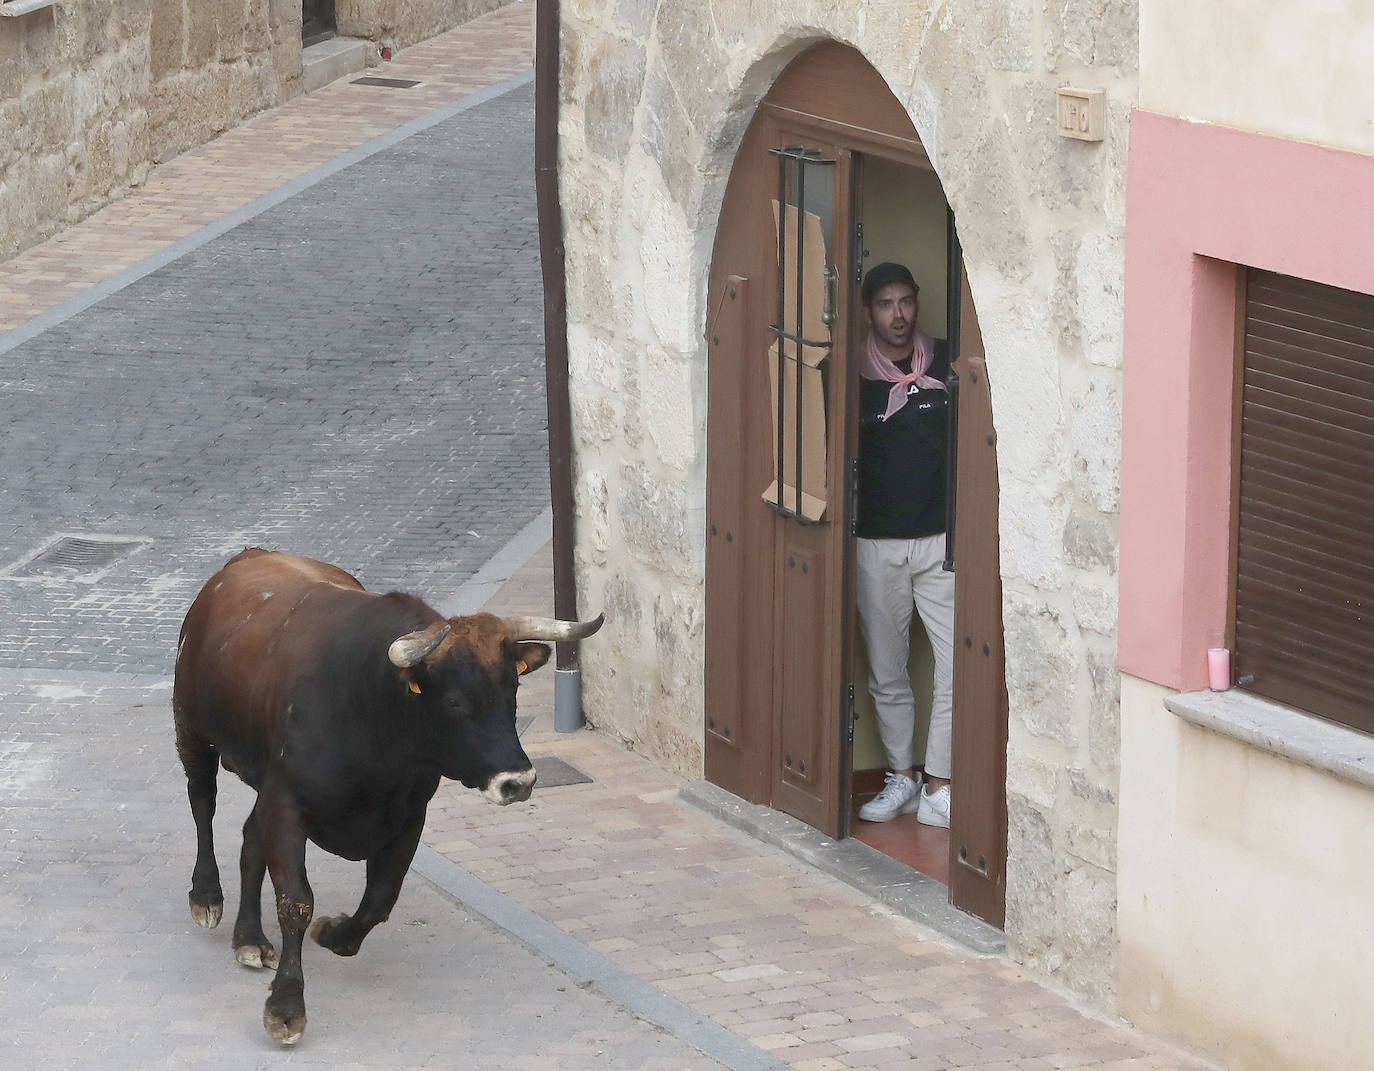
[554,0,1137,1009]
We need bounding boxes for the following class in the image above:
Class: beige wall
[861,158,949,340]
[1118,675,1374,1070]
[560,0,1138,1006]
[1140,0,1374,154]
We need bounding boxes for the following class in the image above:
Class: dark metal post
[535,0,583,727]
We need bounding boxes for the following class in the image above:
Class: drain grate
[531,755,593,788]
[351,76,421,89]
[3,534,150,581]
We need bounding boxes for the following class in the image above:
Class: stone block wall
[338,0,508,52]
[0,1,297,259]
[0,0,501,261]
[147,0,301,164]
[559,0,1138,1008]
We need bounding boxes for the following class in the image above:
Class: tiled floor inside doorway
[850,797,951,885]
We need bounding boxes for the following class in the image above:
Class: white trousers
[855,535,955,779]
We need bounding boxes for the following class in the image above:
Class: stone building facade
[559,0,1374,1062]
[0,0,504,259]
[558,0,1137,1005]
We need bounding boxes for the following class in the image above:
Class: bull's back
[174,550,373,780]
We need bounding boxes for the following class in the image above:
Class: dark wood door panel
[948,265,1008,927]
[705,273,773,797]
[777,540,827,791]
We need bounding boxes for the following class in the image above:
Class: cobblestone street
[1,6,1218,1070]
[1,75,548,675]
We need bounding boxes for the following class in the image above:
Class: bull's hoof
[234,940,279,970]
[264,1000,306,1045]
[189,893,224,929]
[310,913,361,956]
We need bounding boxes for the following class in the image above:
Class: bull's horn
[388,621,452,667]
[503,612,605,642]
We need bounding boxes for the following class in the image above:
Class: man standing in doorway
[854,262,955,827]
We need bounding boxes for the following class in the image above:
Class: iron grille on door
[763,145,835,523]
[1235,268,1374,735]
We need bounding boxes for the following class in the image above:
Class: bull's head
[386,611,604,803]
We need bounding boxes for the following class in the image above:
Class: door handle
[821,263,838,327]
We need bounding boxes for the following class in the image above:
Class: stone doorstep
[678,779,1006,956]
[302,36,372,94]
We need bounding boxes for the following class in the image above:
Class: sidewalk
[0,6,1214,1068]
[455,540,1212,1071]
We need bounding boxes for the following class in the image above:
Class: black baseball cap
[861,262,918,305]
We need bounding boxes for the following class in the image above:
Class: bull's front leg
[311,813,425,957]
[258,785,312,1044]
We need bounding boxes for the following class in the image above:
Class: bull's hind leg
[232,801,279,969]
[174,704,224,929]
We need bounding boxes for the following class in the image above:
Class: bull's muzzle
[483,768,536,806]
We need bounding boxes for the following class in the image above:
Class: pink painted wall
[1119,111,1374,690]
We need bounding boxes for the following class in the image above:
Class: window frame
[1119,109,1374,725]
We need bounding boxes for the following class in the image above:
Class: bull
[172,548,602,1043]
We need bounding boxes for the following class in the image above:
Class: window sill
[1165,688,1374,792]
[1,0,58,16]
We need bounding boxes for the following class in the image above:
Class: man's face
[866,282,918,350]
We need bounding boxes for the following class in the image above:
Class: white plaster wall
[1140,0,1374,154]
[560,0,1138,1004]
[1118,675,1374,1071]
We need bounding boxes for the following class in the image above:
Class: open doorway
[703,40,1008,929]
[846,151,1008,926]
[302,0,337,46]
[848,155,955,882]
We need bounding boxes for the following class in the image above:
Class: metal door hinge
[847,456,860,536]
[844,684,857,744]
[852,220,865,285]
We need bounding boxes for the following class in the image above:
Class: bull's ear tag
[408,680,422,694]
[515,659,529,676]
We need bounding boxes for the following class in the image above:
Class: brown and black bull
[172,548,602,1043]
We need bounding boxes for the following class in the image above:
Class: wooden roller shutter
[1235,268,1374,736]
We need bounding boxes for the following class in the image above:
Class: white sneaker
[917,783,950,828]
[858,772,922,822]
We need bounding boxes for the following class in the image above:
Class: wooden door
[705,112,777,804]
[948,262,1009,927]
[704,110,855,837]
[767,126,854,837]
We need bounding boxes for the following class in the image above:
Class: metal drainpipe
[535,0,583,732]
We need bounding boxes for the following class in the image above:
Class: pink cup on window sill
[1207,629,1230,691]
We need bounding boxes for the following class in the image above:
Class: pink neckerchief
[859,329,946,421]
